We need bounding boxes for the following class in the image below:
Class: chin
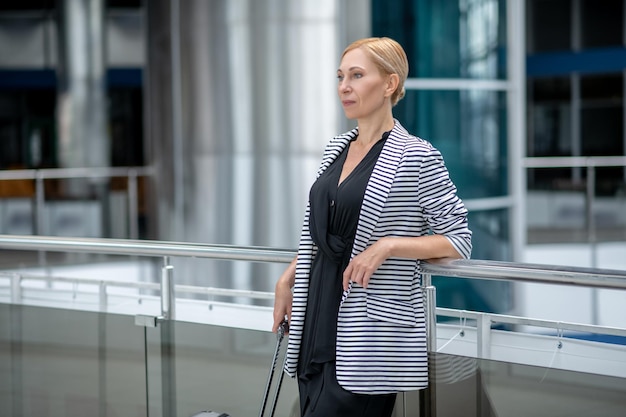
[342,110,359,120]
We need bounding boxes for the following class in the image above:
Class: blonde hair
[342,37,409,106]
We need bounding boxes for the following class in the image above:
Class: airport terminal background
[0,1,625,415]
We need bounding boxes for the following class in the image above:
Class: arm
[343,144,471,290]
[342,234,460,290]
[272,256,296,333]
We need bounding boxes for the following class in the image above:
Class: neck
[356,114,395,145]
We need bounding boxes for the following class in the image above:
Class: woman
[272,37,472,417]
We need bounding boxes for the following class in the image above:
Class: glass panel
[0,304,300,417]
[530,0,572,53]
[527,166,626,244]
[581,0,624,49]
[434,208,511,312]
[396,89,508,199]
[410,352,626,416]
[144,320,300,417]
[372,0,507,79]
[0,304,147,417]
[528,76,572,157]
[467,208,510,260]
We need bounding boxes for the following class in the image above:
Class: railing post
[586,163,600,325]
[159,255,177,417]
[11,273,22,303]
[99,281,107,311]
[423,272,437,353]
[161,256,175,320]
[477,313,491,359]
[127,169,139,240]
[423,272,437,417]
[34,171,45,235]
[586,162,597,268]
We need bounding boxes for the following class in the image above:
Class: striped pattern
[285,120,472,394]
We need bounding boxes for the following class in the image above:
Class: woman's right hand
[272,281,292,334]
[272,257,297,334]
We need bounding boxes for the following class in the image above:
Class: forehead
[339,47,376,70]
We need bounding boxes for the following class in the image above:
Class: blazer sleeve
[417,145,472,259]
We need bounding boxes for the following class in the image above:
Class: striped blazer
[285,120,472,394]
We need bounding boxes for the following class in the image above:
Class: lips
[342,100,356,106]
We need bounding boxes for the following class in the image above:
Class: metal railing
[523,156,626,265]
[0,166,153,239]
[1,234,625,335]
[421,258,626,353]
[1,234,625,417]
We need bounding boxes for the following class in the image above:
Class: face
[337,48,393,120]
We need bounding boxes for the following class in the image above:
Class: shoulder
[389,121,440,159]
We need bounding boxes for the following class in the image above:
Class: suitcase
[191,320,289,417]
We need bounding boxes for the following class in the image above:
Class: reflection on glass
[467,209,509,260]
[527,167,626,244]
[432,208,511,314]
[372,0,507,79]
[529,76,572,157]
[581,0,623,49]
[396,89,507,199]
[427,352,626,417]
[529,0,572,53]
[580,74,623,157]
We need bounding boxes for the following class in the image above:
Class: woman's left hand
[342,238,391,290]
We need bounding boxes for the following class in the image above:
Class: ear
[384,74,400,98]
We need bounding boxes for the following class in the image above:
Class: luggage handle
[258,320,289,417]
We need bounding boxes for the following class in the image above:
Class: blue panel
[0,69,56,89]
[107,68,143,88]
[527,47,626,77]
[0,68,143,90]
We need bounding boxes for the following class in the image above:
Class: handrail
[0,235,624,287]
[0,234,295,263]
[522,155,626,168]
[0,166,154,180]
[421,258,626,289]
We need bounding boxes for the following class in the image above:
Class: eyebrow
[337,66,366,72]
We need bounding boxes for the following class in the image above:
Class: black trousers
[298,361,397,417]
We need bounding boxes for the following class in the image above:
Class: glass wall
[371,0,513,312]
[0,304,299,417]
[526,0,626,246]
[3,303,626,417]
[372,0,507,80]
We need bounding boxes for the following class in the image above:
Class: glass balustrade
[0,236,625,416]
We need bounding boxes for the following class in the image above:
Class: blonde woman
[273,37,472,417]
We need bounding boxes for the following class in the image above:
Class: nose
[339,79,351,94]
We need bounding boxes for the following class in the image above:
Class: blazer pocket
[366,294,417,327]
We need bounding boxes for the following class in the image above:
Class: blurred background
[0,0,625,317]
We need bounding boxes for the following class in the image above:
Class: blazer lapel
[317,128,358,177]
[351,121,407,255]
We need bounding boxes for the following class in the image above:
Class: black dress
[297,132,397,417]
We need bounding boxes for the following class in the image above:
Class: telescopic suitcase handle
[258,320,289,417]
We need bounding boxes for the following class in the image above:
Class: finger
[342,263,353,291]
[361,272,371,288]
[272,308,286,333]
[272,315,281,333]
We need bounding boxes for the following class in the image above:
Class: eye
[352,73,363,79]
[337,74,344,82]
